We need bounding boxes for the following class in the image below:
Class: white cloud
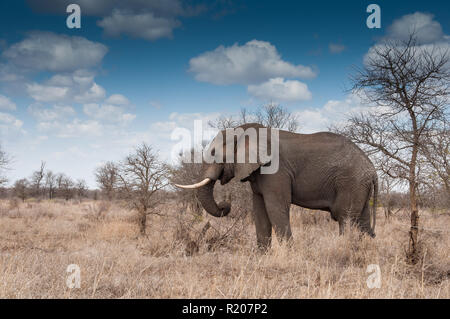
[247,77,312,102]
[28,103,104,138]
[0,63,25,83]
[27,94,135,139]
[0,95,16,111]
[295,94,371,133]
[28,104,76,122]
[0,112,23,129]
[386,12,444,44]
[3,31,108,72]
[27,70,106,104]
[105,94,130,106]
[75,82,106,103]
[98,10,180,41]
[37,119,104,138]
[0,111,25,137]
[189,40,317,85]
[329,43,346,54]
[83,103,135,125]
[26,83,69,102]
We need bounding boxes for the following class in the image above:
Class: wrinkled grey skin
[196,123,378,250]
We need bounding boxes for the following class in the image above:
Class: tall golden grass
[0,199,448,298]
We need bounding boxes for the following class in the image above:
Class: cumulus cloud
[83,103,136,125]
[105,94,131,106]
[26,83,70,103]
[28,104,76,122]
[98,10,180,41]
[329,43,346,54]
[386,12,445,44]
[189,40,317,85]
[0,111,24,137]
[0,112,23,129]
[3,31,108,72]
[27,103,101,138]
[0,63,25,83]
[0,95,16,111]
[247,77,312,102]
[26,70,106,104]
[37,119,104,138]
[75,82,106,103]
[26,92,135,138]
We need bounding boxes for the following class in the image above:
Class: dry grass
[0,199,448,299]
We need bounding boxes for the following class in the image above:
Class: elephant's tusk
[174,178,212,189]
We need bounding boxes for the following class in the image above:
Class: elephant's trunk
[196,179,231,217]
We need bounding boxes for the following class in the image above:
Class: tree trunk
[138,210,147,236]
[407,148,420,264]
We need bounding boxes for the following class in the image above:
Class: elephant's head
[174,123,275,218]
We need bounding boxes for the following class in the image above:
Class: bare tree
[420,122,449,195]
[95,161,118,200]
[0,144,10,186]
[45,171,56,199]
[254,102,299,132]
[30,161,46,198]
[335,35,449,263]
[75,179,88,199]
[117,143,169,235]
[13,179,29,202]
[56,173,75,201]
[379,176,405,220]
[209,102,299,132]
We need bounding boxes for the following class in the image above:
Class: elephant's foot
[256,237,272,253]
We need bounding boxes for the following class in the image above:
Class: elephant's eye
[211,148,215,156]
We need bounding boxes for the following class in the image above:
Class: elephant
[175,123,378,250]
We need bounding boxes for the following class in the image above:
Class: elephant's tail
[370,174,378,237]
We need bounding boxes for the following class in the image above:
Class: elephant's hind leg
[253,194,272,251]
[358,200,374,237]
[332,190,366,236]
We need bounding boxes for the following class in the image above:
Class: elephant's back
[284,131,376,182]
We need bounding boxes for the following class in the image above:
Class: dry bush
[84,201,111,220]
[8,198,20,211]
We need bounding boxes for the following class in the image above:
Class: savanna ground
[0,198,448,298]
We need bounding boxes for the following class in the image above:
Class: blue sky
[0,0,449,187]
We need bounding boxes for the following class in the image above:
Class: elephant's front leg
[252,193,272,251]
[262,189,292,244]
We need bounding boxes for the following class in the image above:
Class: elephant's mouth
[219,164,234,185]
[219,171,226,185]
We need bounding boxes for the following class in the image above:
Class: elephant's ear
[234,127,272,182]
